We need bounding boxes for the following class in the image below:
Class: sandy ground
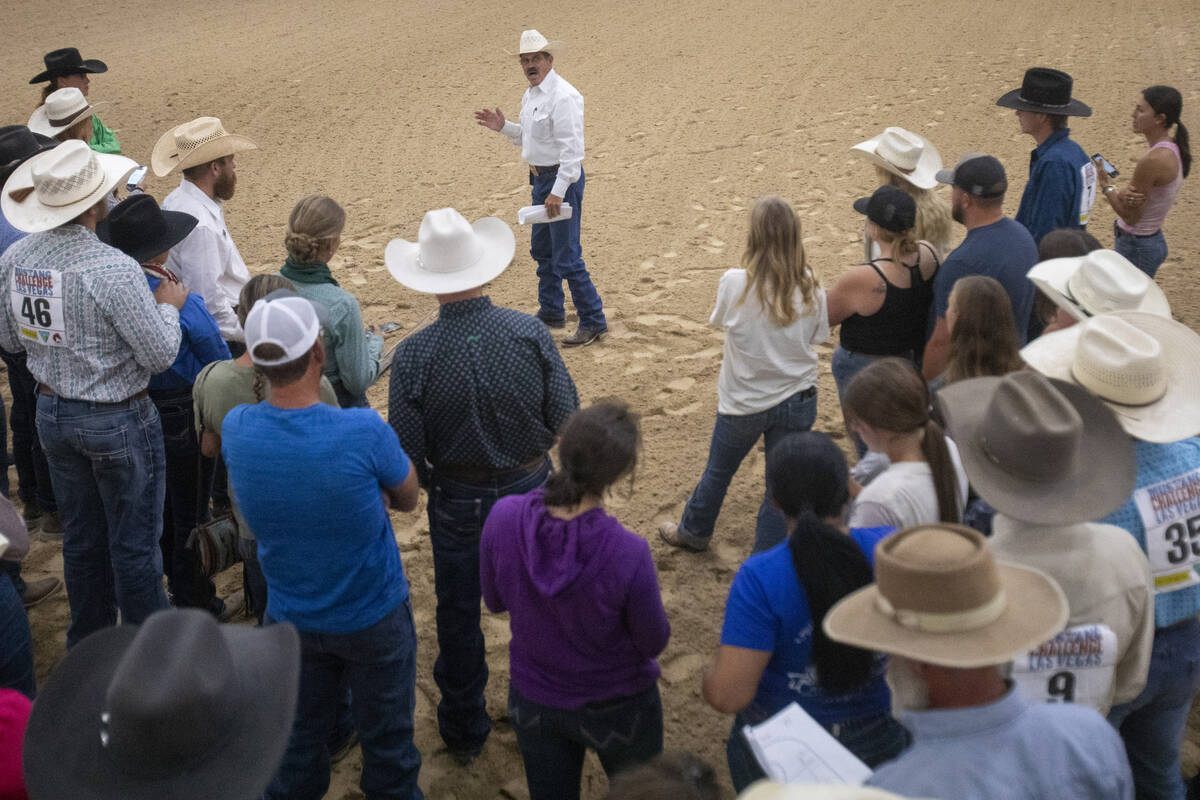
[3,0,1199,797]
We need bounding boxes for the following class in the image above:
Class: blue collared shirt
[869,686,1132,799]
[1015,128,1094,244]
[0,209,25,258]
[145,274,230,392]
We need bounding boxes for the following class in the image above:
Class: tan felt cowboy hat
[151,117,257,178]
[1021,311,1200,444]
[850,127,943,190]
[2,139,136,233]
[385,208,514,294]
[28,88,105,139]
[936,371,1134,525]
[739,781,930,800]
[824,524,1068,668]
[505,29,564,57]
[1027,249,1170,322]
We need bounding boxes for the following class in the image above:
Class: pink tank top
[1118,141,1183,235]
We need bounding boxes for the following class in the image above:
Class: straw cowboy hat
[1028,249,1170,321]
[150,117,257,177]
[22,608,300,800]
[936,371,1134,525]
[505,29,564,57]
[1021,311,1200,444]
[739,782,929,800]
[996,67,1092,117]
[2,139,136,233]
[29,47,108,84]
[385,207,515,294]
[824,524,1068,669]
[850,127,943,190]
[28,88,104,139]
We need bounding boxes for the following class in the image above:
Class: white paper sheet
[517,203,574,225]
[742,702,873,786]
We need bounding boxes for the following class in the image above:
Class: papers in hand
[518,203,574,225]
[742,703,873,785]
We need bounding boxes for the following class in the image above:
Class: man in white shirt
[151,117,257,353]
[475,29,607,347]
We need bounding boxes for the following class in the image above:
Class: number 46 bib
[10,266,68,347]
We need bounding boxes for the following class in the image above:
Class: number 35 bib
[10,266,68,347]
[1012,623,1118,711]
[1136,468,1200,594]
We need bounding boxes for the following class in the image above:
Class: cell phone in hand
[125,165,148,191]
[1091,154,1119,178]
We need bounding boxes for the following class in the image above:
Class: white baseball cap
[244,291,326,366]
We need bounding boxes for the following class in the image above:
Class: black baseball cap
[852,185,916,232]
[935,153,1008,198]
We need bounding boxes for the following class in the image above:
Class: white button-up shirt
[162,179,250,341]
[501,69,584,198]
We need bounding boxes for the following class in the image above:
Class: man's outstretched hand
[474,108,506,132]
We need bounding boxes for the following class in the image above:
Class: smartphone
[1091,154,1119,178]
[125,165,148,191]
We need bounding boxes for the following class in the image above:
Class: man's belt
[435,454,547,483]
[39,384,148,406]
[529,164,559,177]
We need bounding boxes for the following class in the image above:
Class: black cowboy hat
[0,125,56,185]
[97,193,198,264]
[996,67,1091,117]
[22,609,301,800]
[29,47,108,84]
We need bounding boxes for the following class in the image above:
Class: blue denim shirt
[1015,128,1092,244]
[144,274,230,391]
[869,686,1133,799]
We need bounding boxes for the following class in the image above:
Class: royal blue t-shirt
[720,528,895,725]
[930,217,1038,343]
[222,402,412,633]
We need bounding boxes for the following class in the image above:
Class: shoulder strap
[865,261,889,283]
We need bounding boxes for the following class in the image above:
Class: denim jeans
[238,535,268,625]
[0,572,34,699]
[726,701,910,792]
[678,389,817,552]
[1114,220,1169,278]
[530,169,606,330]
[0,349,54,511]
[832,346,917,458]
[1107,617,1200,800]
[427,458,551,753]
[508,684,663,800]
[151,387,218,613]
[264,600,423,800]
[36,393,169,647]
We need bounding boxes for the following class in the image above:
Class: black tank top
[839,244,939,356]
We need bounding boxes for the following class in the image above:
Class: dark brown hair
[1143,85,1190,178]
[945,276,1024,383]
[604,751,719,800]
[252,343,312,388]
[543,401,640,508]
[239,275,297,401]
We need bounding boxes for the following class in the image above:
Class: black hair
[1144,85,1191,178]
[542,401,639,508]
[765,431,876,694]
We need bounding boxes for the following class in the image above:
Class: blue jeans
[1114,221,1169,278]
[427,459,551,753]
[832,346,916,458]
[0,571,34,699]
[727,701,910,792]
[238,536,268,625]
[508,684,663,800]
[36,393,169,647]
[679,389,817,552]
[264,600,423,800]
[0,349,54,511]
[530,169,606,330]
[1108,617,1200,800]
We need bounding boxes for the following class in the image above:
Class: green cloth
[281,257,339,287]
[87,115,121,154]
[280,272,383,398]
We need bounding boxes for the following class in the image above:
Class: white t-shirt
[711,269,829,415]
[849,438,969,528]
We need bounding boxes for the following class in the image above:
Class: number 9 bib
[10,266,68,347]
[1012,623,1118,711]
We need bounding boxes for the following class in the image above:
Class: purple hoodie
[480,489,670,709]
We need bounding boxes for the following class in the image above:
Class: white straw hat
[850,127,943,190]
[151,117,258,178]
[1027,249,1170,321]
[1,139,136,233]
[28,88,104,138]
[505,29,564,57]
[385,208,514,294]
[1021,311,1200,443]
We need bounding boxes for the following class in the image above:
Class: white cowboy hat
[850,127,943,190]
[2,140,136,233]
[150,117,258,178]
[504,29,564,57]
[1027,249,1170,321]
[1021,311,1200,444]
[28,88,105,139]
[739,781,929,800]
[385,208,515,295]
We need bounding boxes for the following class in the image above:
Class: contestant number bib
[1079,161,1098,225]
[10,267,68,347]
[1137,469,1200,594]
[1012,623,1118,711]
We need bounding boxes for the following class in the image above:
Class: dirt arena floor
[2,0,1199,797]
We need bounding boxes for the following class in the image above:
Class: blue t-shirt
[719,529,895,725]
[930,217,1038,343]
[1015,129,1093,244]
[222,402,412,633]
[0,210,25,258]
